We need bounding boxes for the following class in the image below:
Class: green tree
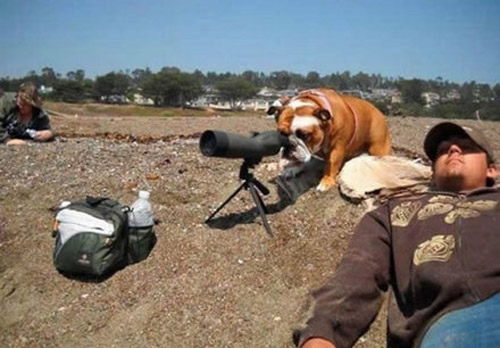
[41,67,58,87]
[460,81,476,103]
[205,72,219,85]
[241,70,263,87]
[215,77,258,109]
[339,71,351,90]
[479,99,500,121]
[95,72,131,101]
[493,83,500,100]
[304,71,321,89]
[53,79,85,103]
[352,71,371,90]
[400,102,425,117]
[269,71,291,90]
[66,69,85,82]
[399,79,425,105]
[142,69,203,106]
[289,73,304,89]
[477,83,493,101]
[131,68,151,83]
[192,69,206,85]
[431,101,476,119]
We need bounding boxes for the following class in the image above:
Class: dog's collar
[298,89,333,117]
[343,99,359,149]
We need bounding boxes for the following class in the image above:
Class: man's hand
[33,130,54,142]
[301,338,337,348]
[6,138,27,146]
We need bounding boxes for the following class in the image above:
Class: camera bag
[52,196,129,276]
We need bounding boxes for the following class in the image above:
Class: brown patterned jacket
[295,187,500,348]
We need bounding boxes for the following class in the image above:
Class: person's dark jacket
[294,187,500,348]
[0,94,51,143]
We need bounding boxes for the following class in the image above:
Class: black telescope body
[200,130,290,159]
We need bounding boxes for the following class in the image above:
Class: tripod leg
[205,182,246,222]
[252,178,270,196]
[248,183,274,237]
[253,184,269,214]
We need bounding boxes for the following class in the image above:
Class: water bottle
[26,128,37,139]
[127,190,156,263]
[128,190,154,228]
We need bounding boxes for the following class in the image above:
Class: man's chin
[435,174,465,192]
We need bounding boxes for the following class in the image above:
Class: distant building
[367,88,399,101]
[257,87,278,98]
[39,85,54,94]
[277,89,299,97]
[391,91,402,104]
[188,86,281,111]
[240,98,271,111]
[132,93,154,106]
[422,92,441,108]
[340,89,365,98]
[445,89,461,101]
[100,95,130,104]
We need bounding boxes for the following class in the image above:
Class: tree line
[1,66,499,120]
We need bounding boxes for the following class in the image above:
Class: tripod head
[238,157,269,196]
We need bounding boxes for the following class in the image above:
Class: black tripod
[205,157,274,237]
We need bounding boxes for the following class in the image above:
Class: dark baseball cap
[424,122,495,163]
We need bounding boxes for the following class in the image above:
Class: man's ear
[486,163,498,183]
[314,108,332,122]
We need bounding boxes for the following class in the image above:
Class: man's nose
[448,143,463,155]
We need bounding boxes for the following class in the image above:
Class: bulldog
[268,88,391,191]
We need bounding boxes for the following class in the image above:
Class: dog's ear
[267,106,282,123]
[314,108,332,122]
[267,106,279,115]
[268,96,291,122]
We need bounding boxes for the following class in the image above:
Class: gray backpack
[52,197,129,276]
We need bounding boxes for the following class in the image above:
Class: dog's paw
[316,177,336,191]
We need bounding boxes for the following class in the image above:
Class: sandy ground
[1,109,499,348]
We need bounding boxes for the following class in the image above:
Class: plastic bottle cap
[138,190,150,199]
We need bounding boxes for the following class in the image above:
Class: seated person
[0,82,54,145]
[293,121,499,348]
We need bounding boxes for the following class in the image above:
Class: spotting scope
[199,130,290,159]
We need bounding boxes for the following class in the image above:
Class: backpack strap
[85,196,108,206]
[85,196,130,213]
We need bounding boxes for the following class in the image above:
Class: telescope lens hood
[200,130,229,157]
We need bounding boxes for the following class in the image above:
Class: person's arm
[32,109,54,142]
[33,129,53,142]
[6,138,27,145]
[294,206,392,348]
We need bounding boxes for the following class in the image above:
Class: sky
[1,0,499,85]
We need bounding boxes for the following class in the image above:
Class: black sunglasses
[436,137,484,158]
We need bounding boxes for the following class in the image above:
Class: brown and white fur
[268,88,391,191]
